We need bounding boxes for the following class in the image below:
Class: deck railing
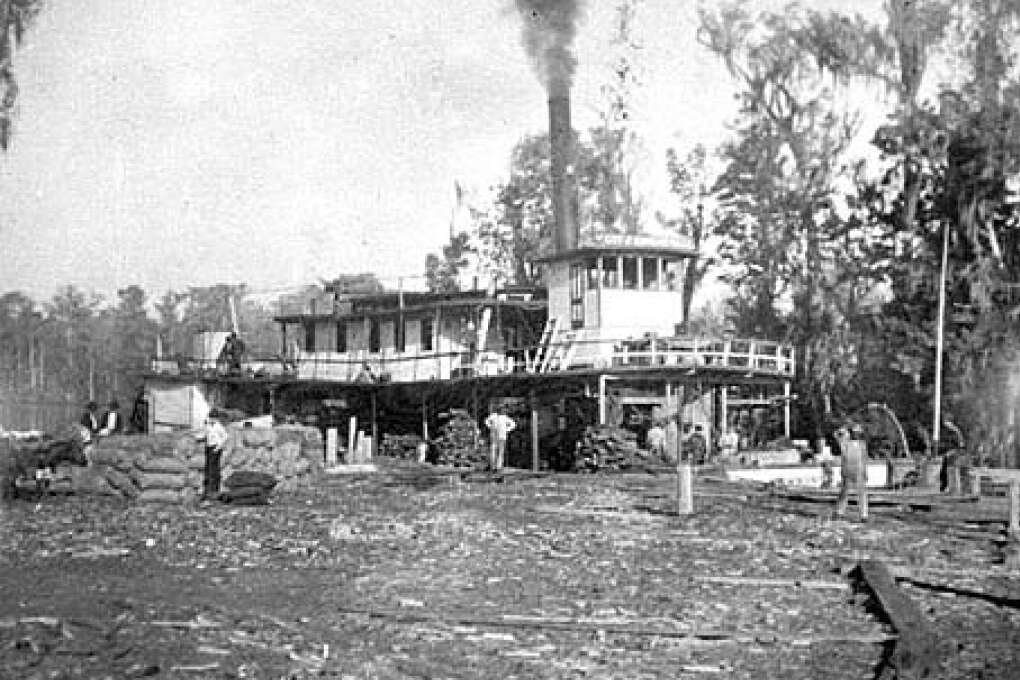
[150,335,794,383]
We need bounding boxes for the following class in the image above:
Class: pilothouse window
[622,257,638,289]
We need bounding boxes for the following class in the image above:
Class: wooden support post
[421,393,429,441]
[371,390,378,459]
[325,428,338,467]
[1010,480,1020,538]
[348,416,357,464]
[530,390,539,473]
[598,375,607,425]
[677,461,693,516]
[857,560,945,678]
[857,440,869,521]
[471,382,479,451]
[783,381,791,439]
[949,464,962,496]
[676,383,692,516]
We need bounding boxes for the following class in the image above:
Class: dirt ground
[2,461,1019,679]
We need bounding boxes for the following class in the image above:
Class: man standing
[484,406,516,471]
[129,388,148,434]
[835,424,869,521]
[197,409,229,501]
[79,401,99,465]
[98,400,122,437]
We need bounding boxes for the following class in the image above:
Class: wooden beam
[530,389,539,473]
[1011,480,1020,538]
[857,560,945,678]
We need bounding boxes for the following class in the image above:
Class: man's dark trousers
[204,445,222,499]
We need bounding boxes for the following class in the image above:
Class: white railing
[150,336,794,383]
[601,336,795,376]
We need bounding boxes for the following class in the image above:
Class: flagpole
[932,222,949,455]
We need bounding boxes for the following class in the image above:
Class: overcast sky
[0,0,885,302]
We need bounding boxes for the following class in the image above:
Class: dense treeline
[428,0,1020,463]
[0,284,284,409]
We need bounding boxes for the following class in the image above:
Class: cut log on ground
[693,575,848,590]
[857,559,947,679]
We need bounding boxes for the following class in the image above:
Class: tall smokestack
[548,81,577,253]
[515,0,584,255]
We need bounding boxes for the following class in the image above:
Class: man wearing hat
[834,422,869,520]
[197,409,229,501]
[79,401,100,465]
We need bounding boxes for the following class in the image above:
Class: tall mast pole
[932,223,949,454]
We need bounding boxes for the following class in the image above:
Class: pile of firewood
[430,409,486,468]
[379,433,424,460]
[575,425,646,472]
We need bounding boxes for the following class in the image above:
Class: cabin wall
[545,262,572,329]
[146,379,222,431]
[598,288,684,338]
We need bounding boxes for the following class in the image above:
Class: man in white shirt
[484,406,516,471]
[97,400,122,437]
[196,409,229,500]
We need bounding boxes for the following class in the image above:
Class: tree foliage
[0,0,40,149]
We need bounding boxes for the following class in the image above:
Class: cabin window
[336,321,347,353]
[642,257,659,290]
[585,257,600,288]
[622,257,638,289]
[304,323,316,352]
[602,256,619,288]
[369,318,381,353]
[663,258,685,291]
[421,317,434,351]
[395,315,405,353]
[570,264,584,329]
[502,326,518,350]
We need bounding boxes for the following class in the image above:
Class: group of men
[645,419,711,464]
[78,399,123,462]
[79,397,227,502]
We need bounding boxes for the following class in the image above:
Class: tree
[0,0,39,150]
[425,232,473,293]
[110,286,157,396]
[662,145,712,330]
[0,290,42,389]
[699,1,887,434]
[325,273,385,295]
[155,289,186,358]
[858,0,1020,461]
[45,285,102,399]
[588,0,647,236]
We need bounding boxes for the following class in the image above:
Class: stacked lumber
[18,427,325,504]
[575,426,645,472]
[380,433,424,460]
[221,426,322,492]
[220,470,277,505]
[431,409,485,468]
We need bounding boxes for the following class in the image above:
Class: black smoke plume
[514,0,584,91]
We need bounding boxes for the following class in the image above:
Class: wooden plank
[972,467,1020,483]
[335,606,892,645]
[1010,480,1020,538]
[858,560,946,678]
[692,575,848,590]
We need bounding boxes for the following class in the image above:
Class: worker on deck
[834,423,869,521]
[484,405,516,471]
[219,332,246,376]
[97,400,122,437]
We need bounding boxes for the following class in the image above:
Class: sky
[0,0,886,303]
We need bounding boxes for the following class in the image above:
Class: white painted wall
[598,288,684,338]
[545,262,571,328]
